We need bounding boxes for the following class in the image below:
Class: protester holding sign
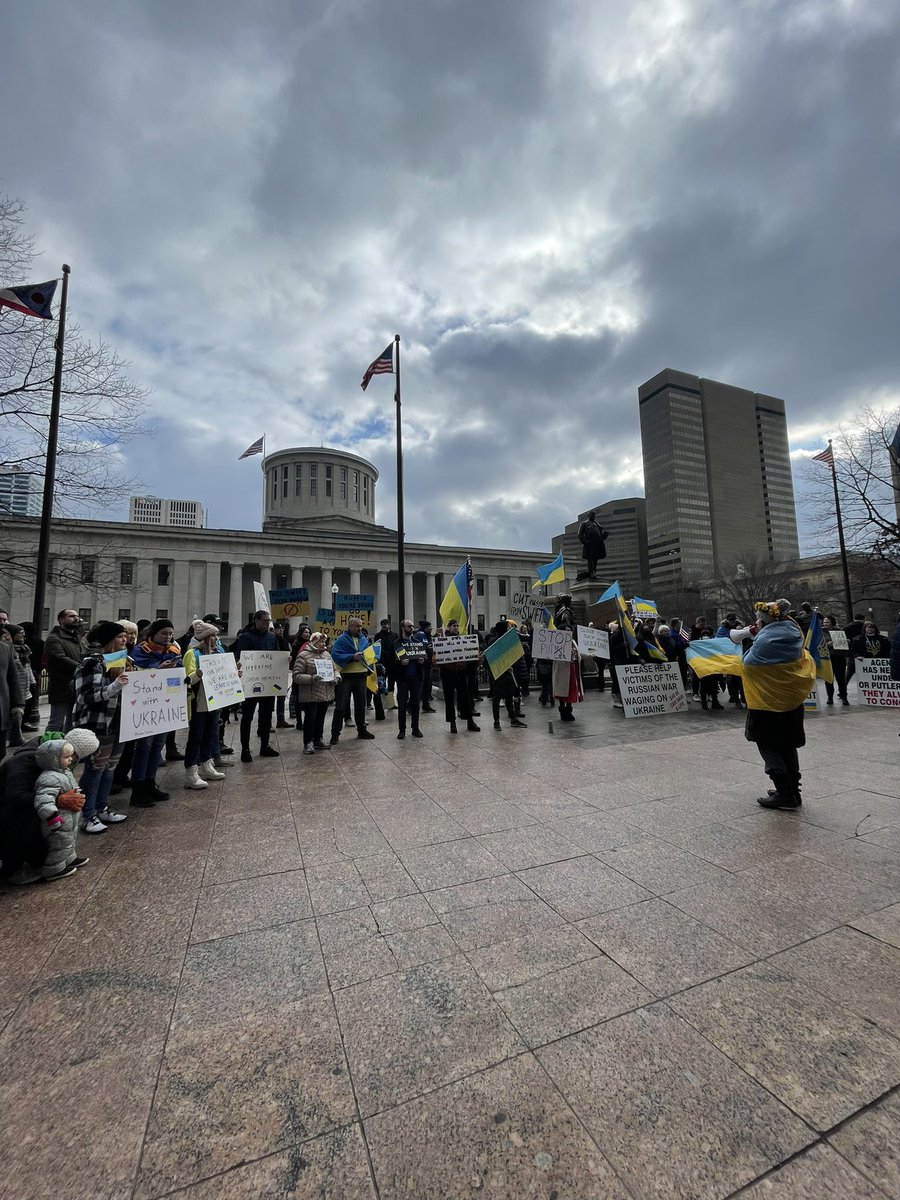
[128,620,184,805]
[71,621,131,831]
[233,611,281,763]
[438,619,480,734]
[182,621,228,789]
[395,618,428,739]
[821,615,848,706]
[293,632,340,754]
[551,596,583,722]
[330,617,376,743]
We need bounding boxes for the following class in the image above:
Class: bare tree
[801,407,900,575]
[702,554,803,622]
[1,192,148,536]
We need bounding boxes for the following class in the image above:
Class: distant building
[639,369,799,584]
[129,496,206,528]
[552,498,649,595]
[0,467,42,517]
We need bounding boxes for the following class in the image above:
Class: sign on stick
[614,662,687,718]
[119,668,189,743]
[268,587,309,620]
[335,593,375,612]
[509,590,547,623]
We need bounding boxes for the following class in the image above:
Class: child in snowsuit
[33,729,100,881]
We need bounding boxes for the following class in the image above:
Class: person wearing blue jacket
[330,617,376,742]
[233,611,280,762]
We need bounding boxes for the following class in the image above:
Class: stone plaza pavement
[2,687,900,1199]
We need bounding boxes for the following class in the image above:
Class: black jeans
[440,670,471,724]
[302,702,327,746]
[397,676,422,732]
[240,696,275,749]
[830,654,848,700]
[331,673,368,737]
[756,741,800,786]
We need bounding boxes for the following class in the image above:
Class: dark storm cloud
[2,0,899,553]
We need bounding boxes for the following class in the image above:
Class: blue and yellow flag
[532,551,565,589]
[686,637,742,677]
[439,560,472,633]
[595,581,622,604]
[615,595,638,655]
[484,628,524,679]
[804,612,834,684]
[631,596,658,618]
[103,649,128,670]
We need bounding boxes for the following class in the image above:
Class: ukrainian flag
[615,595,638,655]
[804,612,834,684]
[743,623,816,710]
[685,638,743,677]
[484,628,524,679]
[632,596,658,618]
[595,581,622,604]
[532,551,565,589]
[439,560,472,632]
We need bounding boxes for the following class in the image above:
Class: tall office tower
[0,467,43,516]
[639,369,799,583]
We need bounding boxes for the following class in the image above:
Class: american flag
[361,343,394,391]
[811,446,833,467]
[238,435,264,460]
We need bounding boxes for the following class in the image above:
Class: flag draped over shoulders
[742,622,816,711]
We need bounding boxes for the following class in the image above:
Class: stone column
[172,559,190,632]
[320,567,333,613]
[291,566,304,587]
[228,563,244,636]
[260,564,273,594]
[403,572,415,622]
[204,560,222,618]
[425,572,438,628]
[376,570,388,622]
[350,569,361,594]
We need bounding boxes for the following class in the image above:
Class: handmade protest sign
[855,658,900,707]
[577,626,610,658]
[432,634,481,664]
[614,662,687,718]
[268,587,309,620]
[119,668,189,743]
[197,654,244,712]
[239,650,291,697]
[509,589,546,623]
[314,657,336,681]
[334,593,375,612]
[829,631,849,651]
[532,626,573,663]
[253,580,269,614]
[483,628,524,679]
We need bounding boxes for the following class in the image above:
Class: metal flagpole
[32,264,70,633]
[828,439,854,621]
[394,334,405,619]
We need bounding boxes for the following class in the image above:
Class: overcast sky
[3,0,899,553]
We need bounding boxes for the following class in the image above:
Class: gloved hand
[47,814,64,830]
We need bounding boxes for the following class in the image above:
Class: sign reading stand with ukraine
[119,668,189,743]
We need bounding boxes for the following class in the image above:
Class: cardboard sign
[239,650,291,697]
[315,607,373,639]
[314,657,336,681]
[577,626,610,658]
[803,687,820,712]
[614,662,688,718]
[197,653,244,712]
[509,589,547,623]
[433,634,481,664]
[119,668,189,743]
[335,593,375,612]
[268,587,309,620]
[532,627,573,663]
[829,631,849,651]
[855,658,900,707]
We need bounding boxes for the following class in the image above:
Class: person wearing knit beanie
[192,620,221,641]
[88,621,126,648]
[65,728,100,761]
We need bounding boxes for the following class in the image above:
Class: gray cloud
[3,0,899,555]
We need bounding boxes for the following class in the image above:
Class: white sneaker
[98,807,127,824]
[81,817,108,835]
[198,759,225,781]
[184,765,208,790]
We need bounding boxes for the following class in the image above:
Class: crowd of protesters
[0,596,899,885]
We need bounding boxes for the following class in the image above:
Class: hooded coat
[33,738,93,878]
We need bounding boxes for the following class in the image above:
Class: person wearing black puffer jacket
[233,611,280,763]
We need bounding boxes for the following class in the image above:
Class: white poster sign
[197,653,244,712]
[119,668,189,743]
[314,657,336,681]
[509,590,546,623]
[239,650,291,697]
[253,580,270,615]
[433,634,481,664]
[532,626,573,663]
[614,662,688,718]
[577,626,610,658]
[856,658,900,707]
[829,631,849,651]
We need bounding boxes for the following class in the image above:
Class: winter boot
[757,773,799,809]
[130,780,156,808]
[184,765,209,790]
[198,759,225,781]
